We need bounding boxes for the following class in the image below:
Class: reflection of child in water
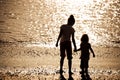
[76,34,95,76]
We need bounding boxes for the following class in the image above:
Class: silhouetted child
[56,15,77,79]
[76,34,95,79]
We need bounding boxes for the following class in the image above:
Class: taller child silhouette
[56,15,77,78]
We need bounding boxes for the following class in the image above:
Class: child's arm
[74,48,81,52]
[56,28,62,47]
[74,43,81,52]
[75,45,81,52]
[74,47,81,52]
[75,44,82,52]
[77,48,81,51]
[89,45,95,57]
[72,32,77,51]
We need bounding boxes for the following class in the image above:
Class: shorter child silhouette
[76,34,95,79]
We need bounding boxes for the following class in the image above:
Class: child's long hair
[81,34,89,43]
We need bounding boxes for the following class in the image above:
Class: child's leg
[68,59,72,73]
[81,68,84,74]
[85,67,92,79]
[80,60,86,79]
[60,42,66,74]
[66,41,73,75]
[85,60,89,75]
[80,59,85,75]
[81,68,86,80]
[60,57,65,74]
[85,68,88,75]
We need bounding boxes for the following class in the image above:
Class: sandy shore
[0,43,120,80]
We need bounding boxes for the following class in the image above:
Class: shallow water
[0,0,120,47]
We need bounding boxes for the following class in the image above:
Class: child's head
[81,34,89,43]
[67,15,75,26]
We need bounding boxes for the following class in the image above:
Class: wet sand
[0,43,120,80]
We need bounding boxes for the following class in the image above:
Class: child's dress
[80,42,91,68]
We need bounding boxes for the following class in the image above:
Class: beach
[0,43,120,80]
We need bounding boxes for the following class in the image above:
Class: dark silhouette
[56,15,77,78]
[76,34,95,80]
[68,74,74,80]
[60,74,66,80]
[59,74,74,80]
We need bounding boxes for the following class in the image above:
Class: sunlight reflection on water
[0,0,120,47]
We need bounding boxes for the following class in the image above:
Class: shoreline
[0,41,120,48]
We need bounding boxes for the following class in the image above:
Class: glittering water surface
[0,0,120,47]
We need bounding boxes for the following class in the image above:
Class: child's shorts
[60,41,72,60]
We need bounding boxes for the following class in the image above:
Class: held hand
[56,43,58,47]
[74,49,77,52]
[74,50,77,52]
